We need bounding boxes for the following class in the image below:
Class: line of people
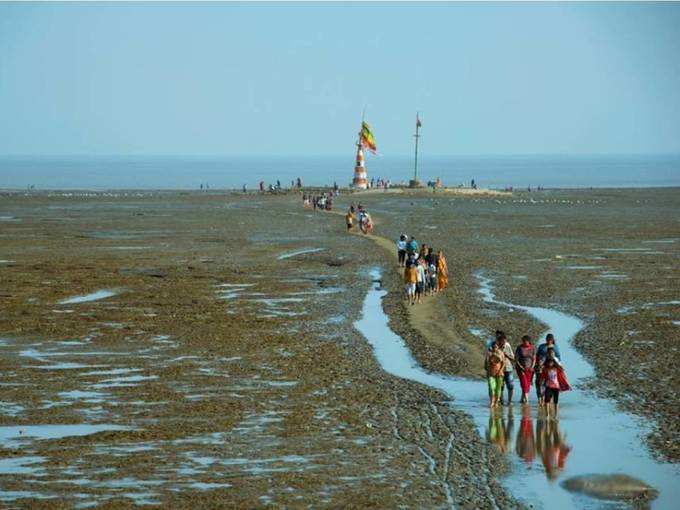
[399,235,448,305]
[485,331,570,415]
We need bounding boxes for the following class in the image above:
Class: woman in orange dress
[436,250,448,291]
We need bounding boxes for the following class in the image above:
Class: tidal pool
[355,268,679,509]
[58,290,118,305]
[276,247,326,260]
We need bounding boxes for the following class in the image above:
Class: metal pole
[414,113,420,182]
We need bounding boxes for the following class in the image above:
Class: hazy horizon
[2,153,679,190]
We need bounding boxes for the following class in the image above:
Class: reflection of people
[515,406,536,465]
[486,407,514,454]
[536,417,571,480]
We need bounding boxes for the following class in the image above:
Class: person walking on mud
[515,335,537,404]
[406,236,418,259]
[404,260,418,306]
[497,333,515,405]
[436,250,448,291]
[415,256,426,304]
[397,235,407,267]
[485,340,506,407]
[345,209,355,232]
[538,357,571,417]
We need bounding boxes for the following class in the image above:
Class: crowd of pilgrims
[398,235,449,305]
[485,330,571,414]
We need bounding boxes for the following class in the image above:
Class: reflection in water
[486,407,514,454]
[515,407,536,466]
[486,406,571,481]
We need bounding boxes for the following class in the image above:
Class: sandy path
[332,209,486,377]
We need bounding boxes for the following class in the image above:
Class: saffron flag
[360,121,377,153]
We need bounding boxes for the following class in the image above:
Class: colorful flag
[360,121,377,153]
[416,114,422,128]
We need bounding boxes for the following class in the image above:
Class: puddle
[561,266,602,270]
[80,368,142,377]
[0,456,45,475]
[188,482,231,490]
[355,268,678,509]
[277,248,326,260]
[0,424,130,447]
[58,290,118,305]
[0,401,24,416]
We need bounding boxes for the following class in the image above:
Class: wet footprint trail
[355,268,679,509]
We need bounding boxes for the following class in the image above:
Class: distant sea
[1,155,678,190]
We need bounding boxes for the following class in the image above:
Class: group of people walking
[485,331,570,415]
[399,235,448,305]
[303,192,337,211]
[345,204,374,234]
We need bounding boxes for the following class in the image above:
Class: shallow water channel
[355,268,679,509]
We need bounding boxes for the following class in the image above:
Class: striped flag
[360,121,377,153]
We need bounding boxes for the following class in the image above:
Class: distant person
[415,257,426,304]
[277,179,281,189]
[397,235,407,267]
[406,237,418,258]
[515,335,536,404]
[404,261,418,306]
[436,249,448,291]
[297,177,302,188]
[259,181,264,193]
[242,184,247,193]
[427,259,437,295]
[345,209,355,231]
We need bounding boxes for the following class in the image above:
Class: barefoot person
[485,340,506,407]
[538,358,571,417]
[497,333,515,405]
[404,260,418,306]
[515,335,537,404]
[535,334,562,405]
[436,249,448,291]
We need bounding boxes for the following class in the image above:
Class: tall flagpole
[413,112,421,183]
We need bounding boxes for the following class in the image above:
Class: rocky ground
[0,192,519,509]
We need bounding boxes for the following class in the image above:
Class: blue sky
[1,1,679,156]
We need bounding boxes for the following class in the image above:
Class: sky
[0,1,679,157]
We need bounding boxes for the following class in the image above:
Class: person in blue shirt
[406,237,418,257]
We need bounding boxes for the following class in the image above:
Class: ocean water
[0,154,678,190]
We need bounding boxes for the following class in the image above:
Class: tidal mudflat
[0,188,678,508]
